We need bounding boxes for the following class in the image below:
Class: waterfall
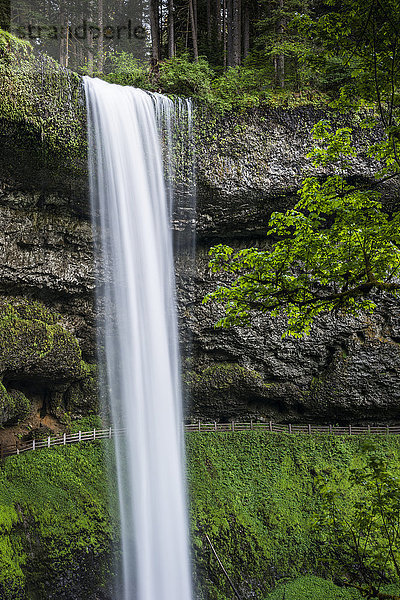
[84,76,193,600]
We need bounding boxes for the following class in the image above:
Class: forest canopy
[3,0,396,107]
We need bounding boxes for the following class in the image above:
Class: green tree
[315,444,400,600]
[203,120,400,337]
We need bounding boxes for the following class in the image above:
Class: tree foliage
[315,443,400,599]
[204,120,400,336]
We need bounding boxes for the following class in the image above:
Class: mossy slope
[187,433,400,600]
[0,427,115,600]
[2,433,400,598]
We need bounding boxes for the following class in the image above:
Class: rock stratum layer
[0,51,399,427]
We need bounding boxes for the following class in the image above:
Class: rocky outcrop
[178,248,400,425]
[0,301,97,430]
[195,108,400,242]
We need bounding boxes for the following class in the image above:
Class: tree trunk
[216,0,222,42]
[149,0,160,64]
[97,0,104,73]
[223,0,227,68]
[226,0,233,66]
[65,19,69,68]
[59,7,66,67]
[232,0,241,65]
[0,0,10,30]
[185,4,190,49]
[276,0,285,87]
[188,0,198,60]
[87,30,94,76]
[242,1,249,60]
[168,0,175,57]
[193,0,198,36]
[207,0,211,45]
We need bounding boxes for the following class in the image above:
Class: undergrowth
[2,432,400,598]
[186,433,400,600]
[0,419,116,599]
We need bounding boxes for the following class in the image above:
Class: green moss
[0,384,30,426]
[3,431,400,598]
[0,300,98,424]
[0,433,115,599]
[266,576,400,599]
[0,28,86,170]
[265,575,361,599]
[186,363,274,420]
[187,433,400,600]
[0,29,31,56]
[186,363,270,394]
[194,364,263,387]
[65,365,99,417]
[0,301,83,378]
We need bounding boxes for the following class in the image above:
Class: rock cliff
[0,54,399,427]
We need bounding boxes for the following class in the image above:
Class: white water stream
[84,76,193,600]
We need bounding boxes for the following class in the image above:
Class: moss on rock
[0,301,84,381]
[65,364,98,418]
[0,384,30,426]
[186,363,275,420]
[0,300,98,424]
[2,433,400,599]
[0,435,115,600]
[0,28,85,161]
[0,28,87,205]
[187,433,400,600]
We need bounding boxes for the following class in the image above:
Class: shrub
[158,54,214,102]
[103,51,152,89]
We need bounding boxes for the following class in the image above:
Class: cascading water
[84,76,193,600]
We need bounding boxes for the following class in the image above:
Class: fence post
[32,439,35,451]
[109,427,112,439]
[269,421,273,432]
[232,421,235,432]
[368,424,371,434]
[79,431,82,442]
[329,424,333,434]
[214,421,217,431]
[288,423,292,434]
[47,436,50,448]
[250,419,253,430]
[16,441,19,456]
[308,424,311,435]
[349,425,352,435]
[63,432,66,445]
[93,428,96,440]
[198,420,201,432]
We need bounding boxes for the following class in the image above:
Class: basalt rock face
[0,49,97,430]
[195,107,400,241]
[177,248,400,425]
[176,108,400,425]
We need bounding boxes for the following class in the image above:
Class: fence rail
[1,422,400,459]
[0,427,127,459]
[185,421,400,435]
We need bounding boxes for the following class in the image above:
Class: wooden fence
[0,427,126,459]
[1,422,400,459]
[185,421,400,435]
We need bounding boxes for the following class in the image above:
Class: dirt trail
[0,399,64,449]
